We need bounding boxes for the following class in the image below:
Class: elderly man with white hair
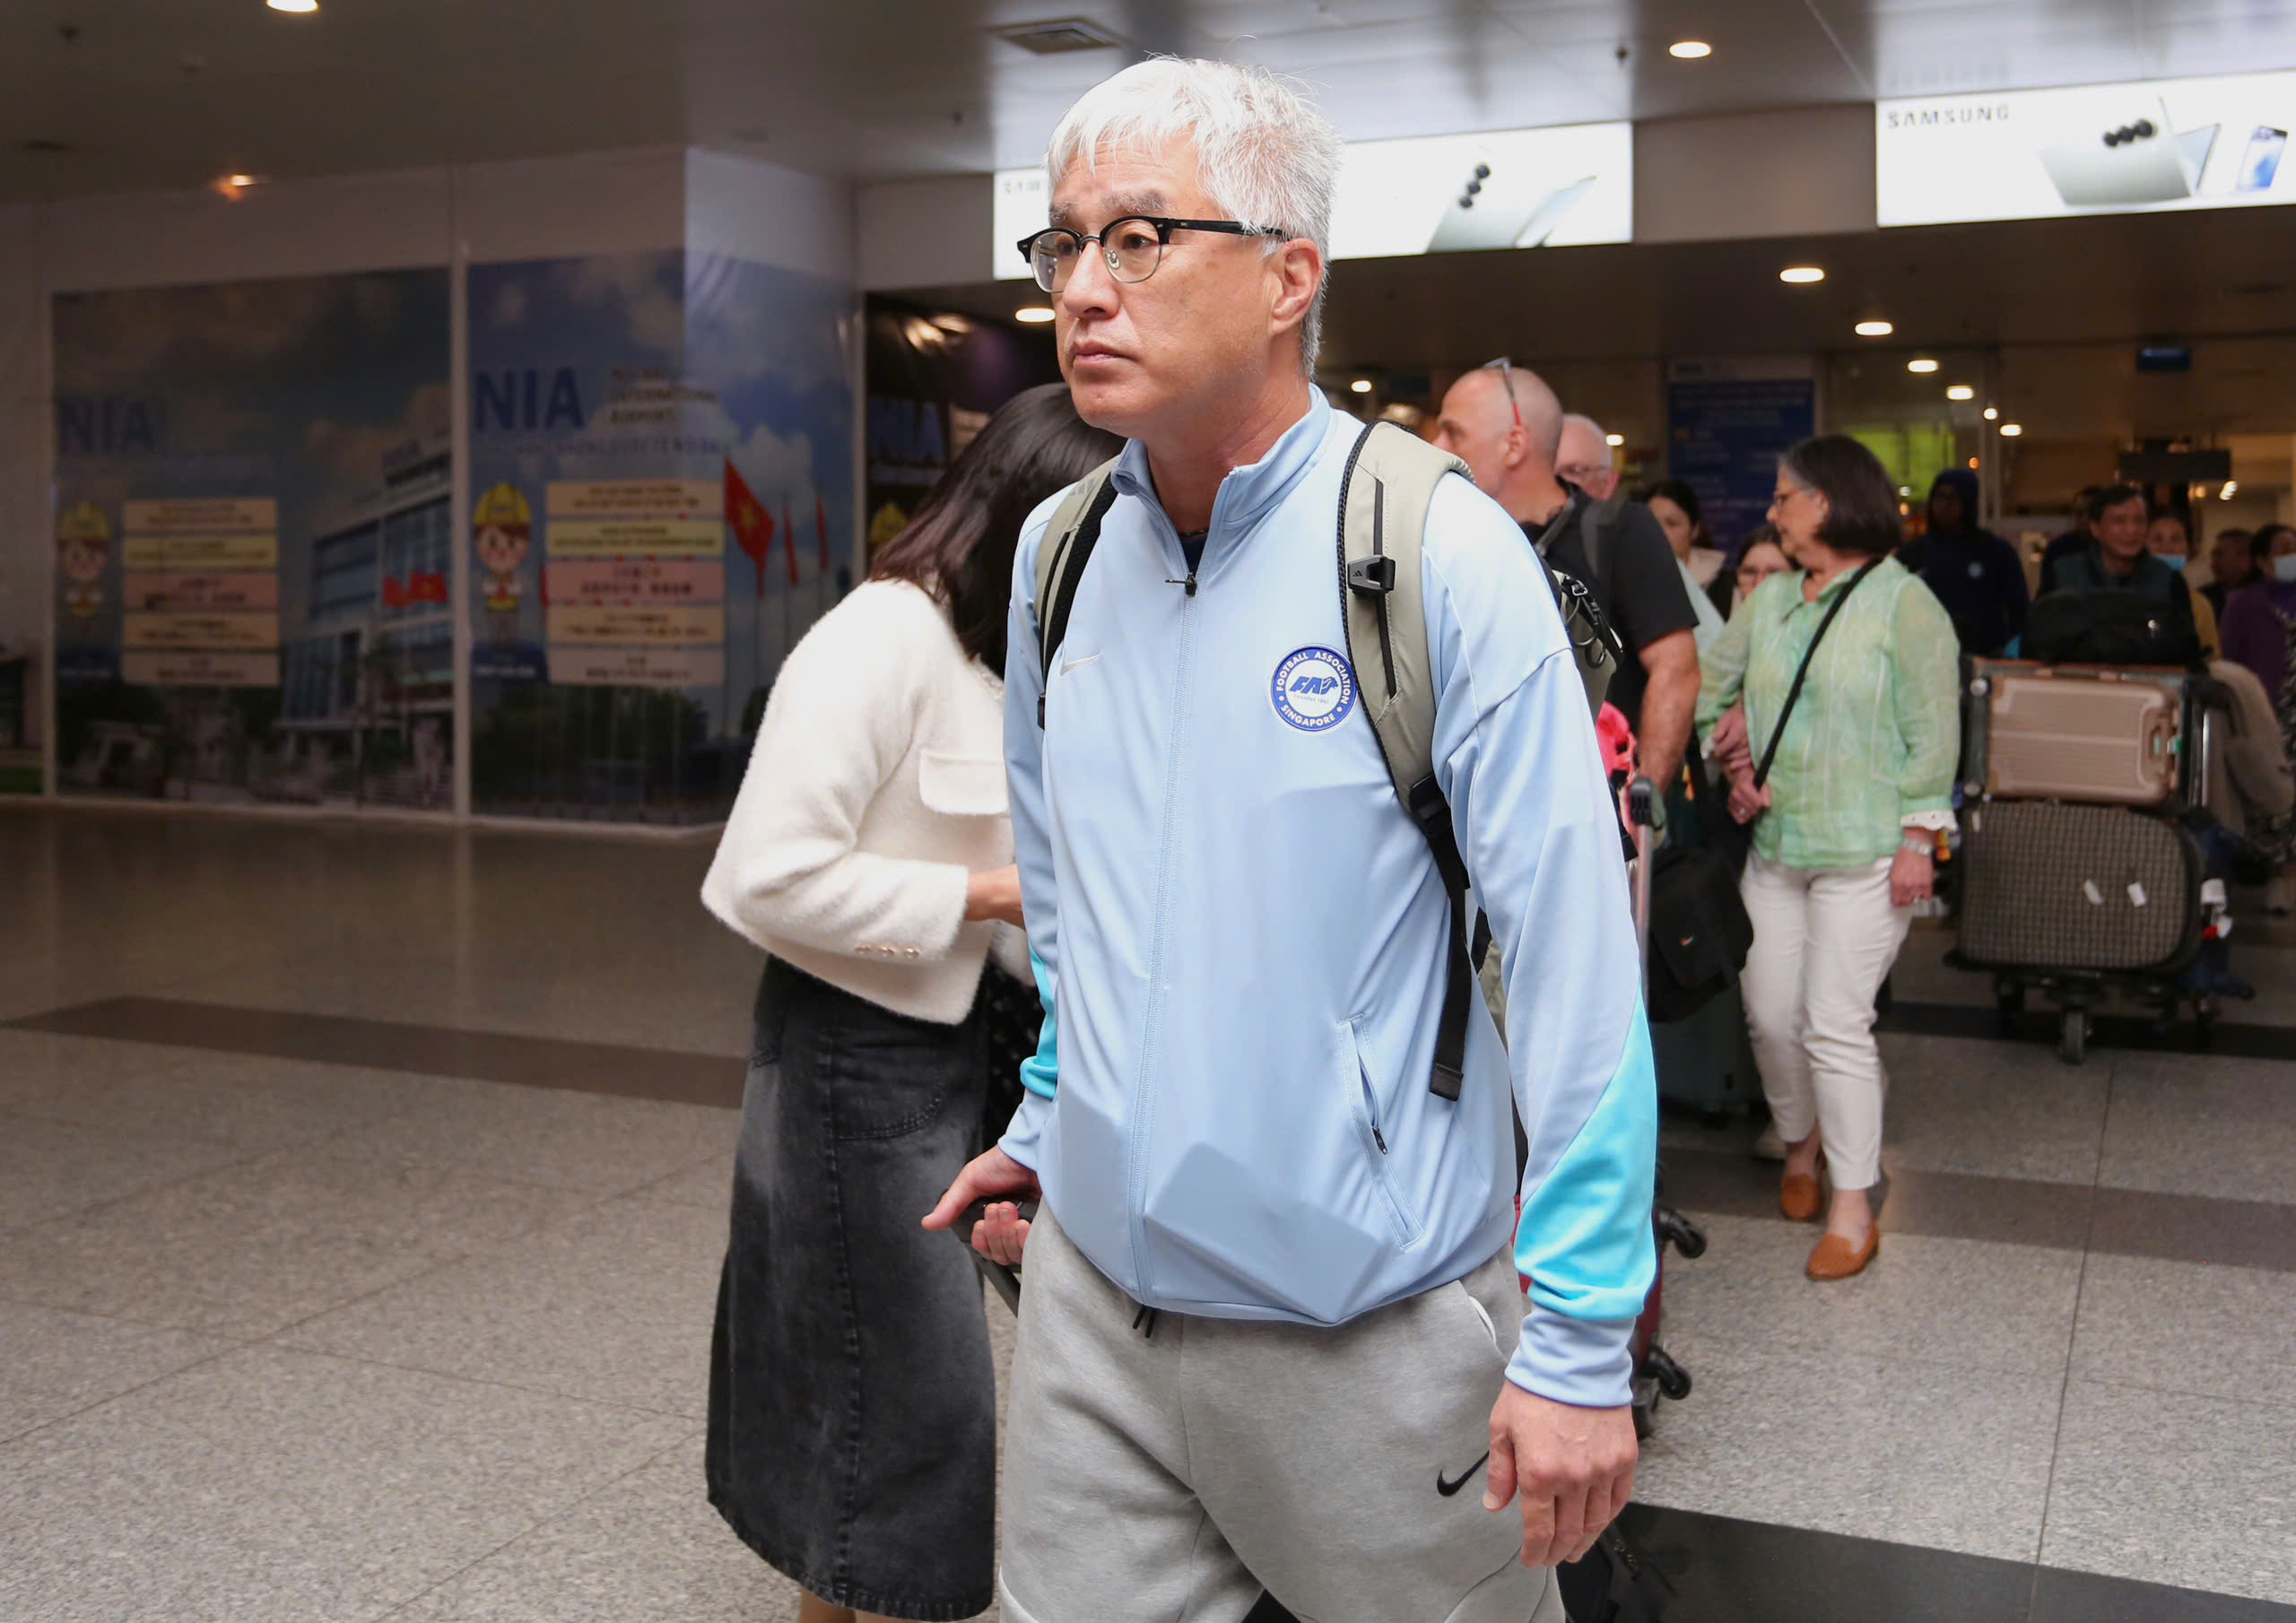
[926,57,1654,1623]
[1556,413,1620,499]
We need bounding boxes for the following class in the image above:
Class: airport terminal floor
[4,802,2295,1623]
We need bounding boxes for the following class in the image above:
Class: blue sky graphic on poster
[50,270,452,808]
[466,250,853,752]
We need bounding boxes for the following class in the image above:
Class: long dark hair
[1779,435,1902,559]
[871,383,1121,673]
[1639,478,1707,545]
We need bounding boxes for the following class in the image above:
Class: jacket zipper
[1126,523,1202,1292]
[1350,1019,1419,1244]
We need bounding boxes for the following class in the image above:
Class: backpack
[2025,586,2203,669]
[1032,419,1623,1104]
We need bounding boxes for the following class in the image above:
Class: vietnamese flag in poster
[816,490,831,572]
[726,460,774,597]
[783,499,799,586]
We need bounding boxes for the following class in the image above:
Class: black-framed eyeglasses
[1016,216,1287,294]
[1479,356,1524,430]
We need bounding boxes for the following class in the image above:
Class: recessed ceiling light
[1605,433,1625,447]
[2221,480,2239,499]
[1013,305,1055,324]
[266,0,319,13]
[1779,265,1825,284]
[1982,406,1999,421]
[226,173,257,187]
[1350,378,1375,395]
[1668,39,1712,59]
[1854,319,1893,337]
[1998,422,2023,437]
[1907,357,1940,373]
[1945,384,1975,400]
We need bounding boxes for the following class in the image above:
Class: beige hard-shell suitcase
[1972,663,2183,807]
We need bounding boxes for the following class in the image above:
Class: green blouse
[1696,555,1961,871]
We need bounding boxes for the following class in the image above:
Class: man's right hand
[924,1146,1042,1266]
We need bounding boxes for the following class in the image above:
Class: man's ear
[1266,237,1323,339]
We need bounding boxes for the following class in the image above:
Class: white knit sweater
[701,578,1024,1024]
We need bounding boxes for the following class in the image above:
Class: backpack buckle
[1347,555,1396,596]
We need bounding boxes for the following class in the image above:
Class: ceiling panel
[2,0,2292,201]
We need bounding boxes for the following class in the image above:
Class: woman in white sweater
[700,384,1119,1623]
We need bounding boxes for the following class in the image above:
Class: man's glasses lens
[1028,220,1166,292]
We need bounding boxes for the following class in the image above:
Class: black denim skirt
[706,957,996,1620]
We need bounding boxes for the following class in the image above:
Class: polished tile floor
[3,803,2293,1623]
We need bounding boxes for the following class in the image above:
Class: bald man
[1434,365,1700,797]
[1557,414,1620,500]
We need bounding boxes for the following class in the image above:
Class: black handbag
[1645,838,1756,1022]
[976,958,1041,1149]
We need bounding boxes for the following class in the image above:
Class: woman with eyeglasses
[1695,437,1960,1281]
[701,384,1120,1623]
[1727,530,1795,617]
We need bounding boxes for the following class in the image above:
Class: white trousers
[1738,851,1912,1191]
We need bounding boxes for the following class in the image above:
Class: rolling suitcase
[1964,661,2190,807]
[1650,979,1761,1118]
[1953,799,2206,1060]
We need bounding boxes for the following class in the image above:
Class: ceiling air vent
[22,138,73,155]
[996,17,1125,54]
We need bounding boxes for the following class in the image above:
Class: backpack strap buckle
[1346,555,1397,597]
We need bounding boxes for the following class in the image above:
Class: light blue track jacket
[999,391,1657,1408]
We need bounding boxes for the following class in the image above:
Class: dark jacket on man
[1900,470,2029,657]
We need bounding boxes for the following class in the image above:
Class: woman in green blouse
[1697,437,1961,1281]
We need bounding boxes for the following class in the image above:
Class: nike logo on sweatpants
[1436,1451,1492,1497]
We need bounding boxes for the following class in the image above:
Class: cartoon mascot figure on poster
[57,502,112,637]
[473,482,533,644]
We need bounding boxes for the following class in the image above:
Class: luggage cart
[1947,663,2239,1063]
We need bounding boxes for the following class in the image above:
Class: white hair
[1561,412,1613,465]
[1046,56,1343,374]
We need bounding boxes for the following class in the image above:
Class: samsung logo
[1885,104,2013,131]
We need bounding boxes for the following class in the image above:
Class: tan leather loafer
[1779,1172,1822,1222]
[1805,1228,1880,1280]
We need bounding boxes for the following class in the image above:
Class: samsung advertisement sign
[993,119,1631,279]
[1878,70,2293,227]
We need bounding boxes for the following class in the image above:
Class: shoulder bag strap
[1752,558,1883,790]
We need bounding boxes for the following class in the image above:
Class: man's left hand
[1483,1382,1638,1567]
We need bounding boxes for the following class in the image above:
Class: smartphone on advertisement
[2239,126,2287,193]
[1425,151,1597,253]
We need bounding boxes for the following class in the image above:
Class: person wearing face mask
[2221,523,2296,915]
[1900,468,2028,657]
[2142,510,2220,656]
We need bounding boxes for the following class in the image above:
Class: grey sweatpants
[999,1207,1565,1623]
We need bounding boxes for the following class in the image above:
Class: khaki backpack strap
[1031,458,1123,700]
[1335,421,1477,1099]
[1337,421,1469,809]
